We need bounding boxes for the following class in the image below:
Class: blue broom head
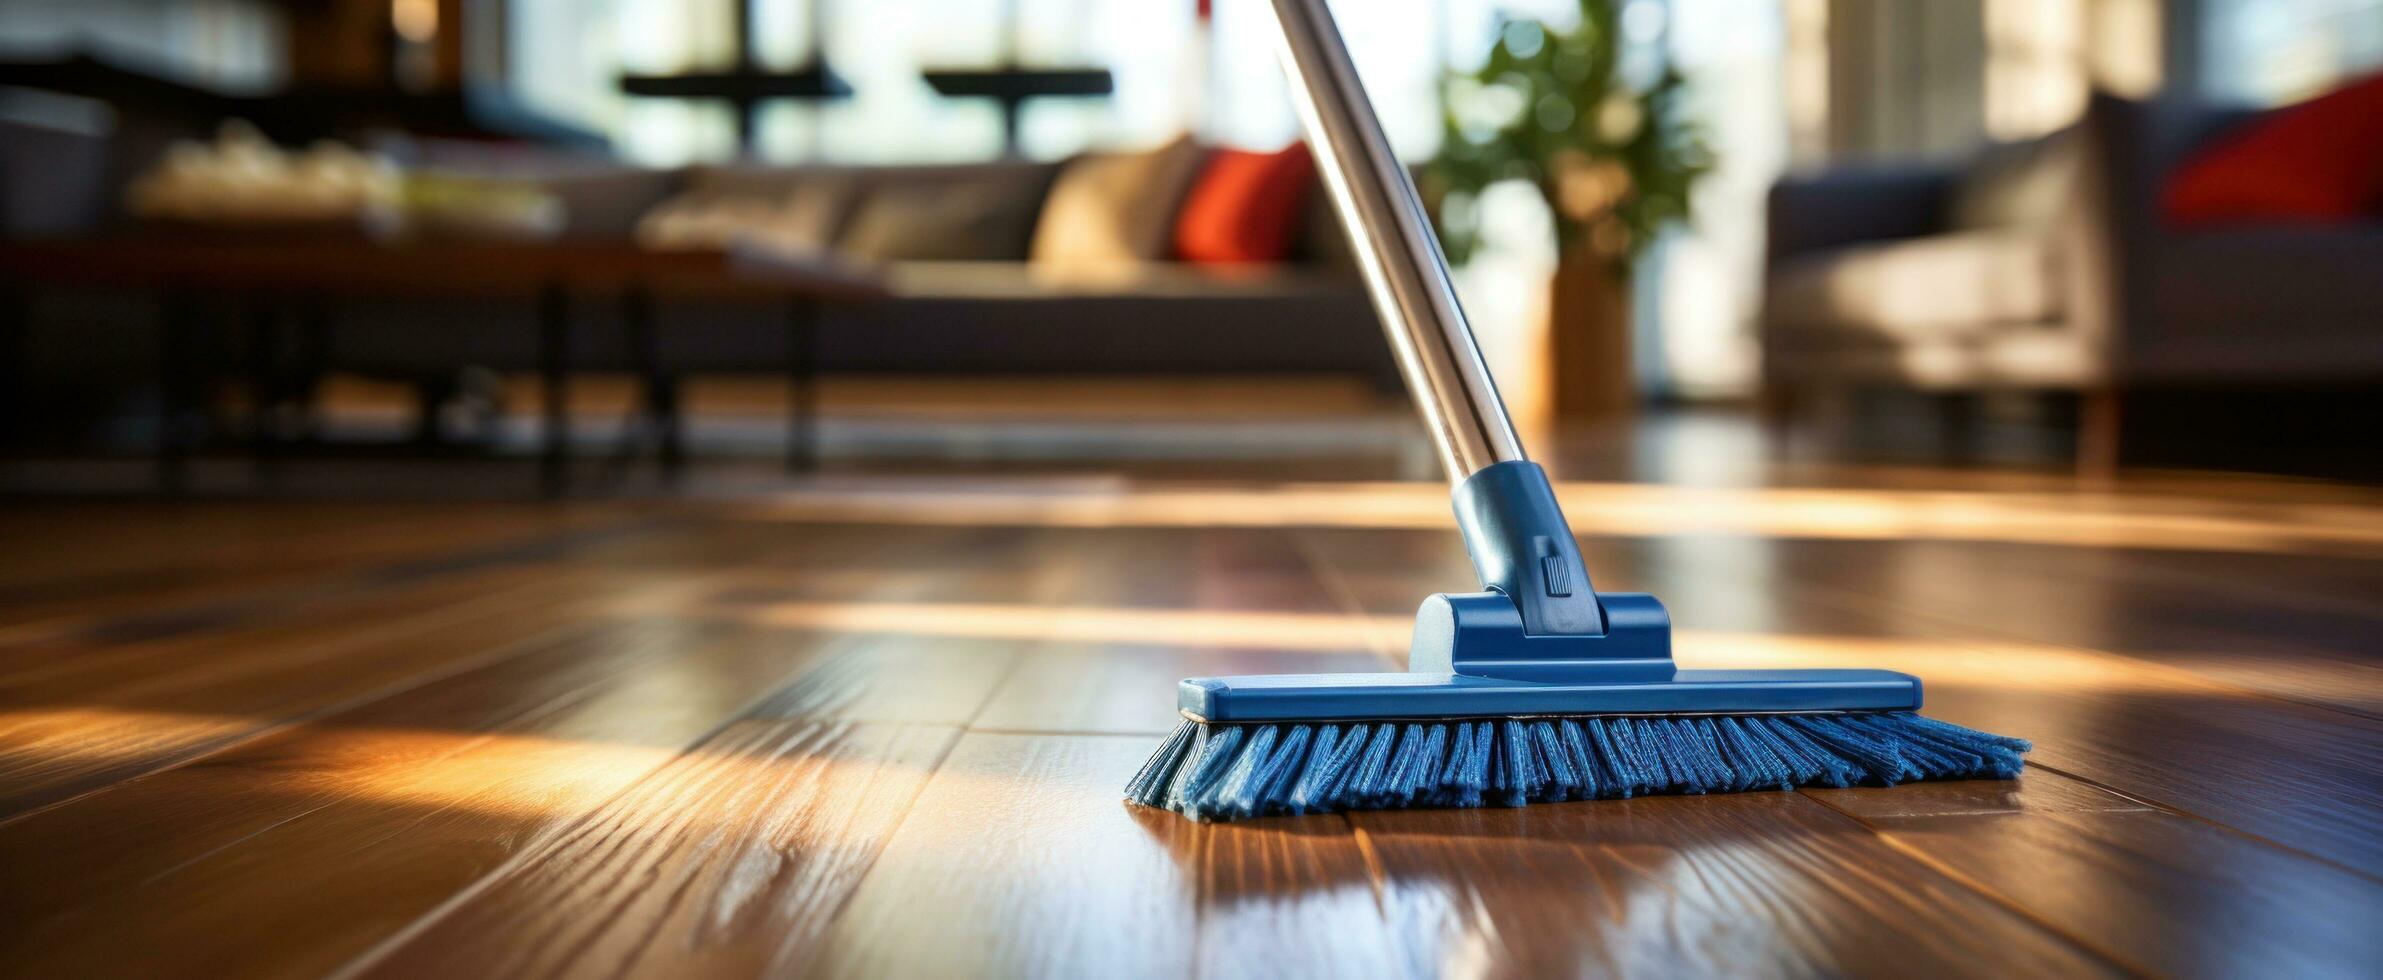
[1125,711,2028,822]
[1125,462,2029,820]
[1121,585,2033,821]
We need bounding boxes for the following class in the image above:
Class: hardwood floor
[0,472,2377,979]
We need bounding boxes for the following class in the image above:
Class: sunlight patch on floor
[723,479,2383,556]
[645,598,2227,699]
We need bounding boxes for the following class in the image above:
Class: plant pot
[1548,247,1635,419]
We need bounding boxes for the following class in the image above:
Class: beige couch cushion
[636,177,856,252]
[1766,230,2064,341]
[1948,128,2081,231]
[838,167,1053,262]
[1029,136,1208,267]
[1763,330,2098,388]
[884,260,1357,299]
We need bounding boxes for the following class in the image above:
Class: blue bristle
[1581,719,1632,797]
[1348,724,1396,804]
[1530,723,1574,801]
[1243,724,1312,817]
[1491,721,1525,806]
[1756,715,1861,787]
[1712,716,1791,790]
[1200,722,1270,818]
[1127,711,2030,821]
[1596,719,1638,794]
[1428,722,1470,808]
[1391,724,1429,801]
[1682,719,1730,791]
[1381,724,1424,799]
[1460,722,1494,806]
[1124,721,1193,807]
[1554,720,1597,801]
[1288,724,1354,812]
[1625,719,1678,792]
[1648,719,1695,791]
[1680,720,1725,791]
[1782,714,1912,785]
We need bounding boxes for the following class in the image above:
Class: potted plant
[1428,0,1709,420]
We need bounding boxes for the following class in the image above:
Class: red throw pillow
[2161,70,2383,226]
[1173,143,1316,264]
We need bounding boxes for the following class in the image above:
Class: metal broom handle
[1269,0,1526,482]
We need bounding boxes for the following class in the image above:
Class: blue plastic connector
[1448,459,1607,637]
[1178,461,1923,723]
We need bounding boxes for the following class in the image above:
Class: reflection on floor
[0,376,2140,495]
[0,444,2378,975]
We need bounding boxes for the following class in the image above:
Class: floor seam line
[2025,760,2383,885]
[1793,788,2156,977]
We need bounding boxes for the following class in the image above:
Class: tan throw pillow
[635,177,855,252]
[767,178,859,250]
[1030,135,1209,267]
[838,168,1054,262]
[1949,127,2081,231]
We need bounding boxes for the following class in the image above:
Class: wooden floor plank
[347,719,958,980]
[816,732,1410,980]
[0,503,626,642]
[1300,526,2383,875]
[0,517,1095,978]
[1806,770,2383,978]
[817,734,1191,978]
[0,511,748,697]
[0,519,969,818]
[1349,791,2120,977]
[1686,542,2383,875]
[1180,812,1409,980]
[820,525,1418,975]
[731,634,1035,725]
[2132,541,2383,620]
[0,561,568,695]
[0,502,562,591]
[0,619,709,927]
[1760,536,2383,716]
[323,525,1108,977]
[1073,526,1363,615]
[1685,596,2383,880]
[1298,520,2383,715]
[2,470,2377,978]
[1297,521,2383,966]
[970,521,1391,735]
[0,565,696,818]
[1966,690,2383,875]
[974,643,1390,735]
[340,522,1397,979]
[0,620,841,980]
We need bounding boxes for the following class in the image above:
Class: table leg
[623,286,681,477]
[0,283,25,456]
[244,296,285,485]
[156,290,197,496]
[292,296,329,446]
[538,283,569,498]
[786,298,819,473]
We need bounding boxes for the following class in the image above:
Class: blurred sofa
[0,122,1394,450]
[303,148,1394,416]
[615,155,1389,384]
[1759,93,2383,473]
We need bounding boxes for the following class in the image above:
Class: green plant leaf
[1425,0,1710,275]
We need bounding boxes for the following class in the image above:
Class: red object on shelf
[1173,143,1316,264]
[2161,70,2383,226]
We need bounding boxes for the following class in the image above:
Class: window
[2202,0,2383,104]
[502,0,1471,163]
